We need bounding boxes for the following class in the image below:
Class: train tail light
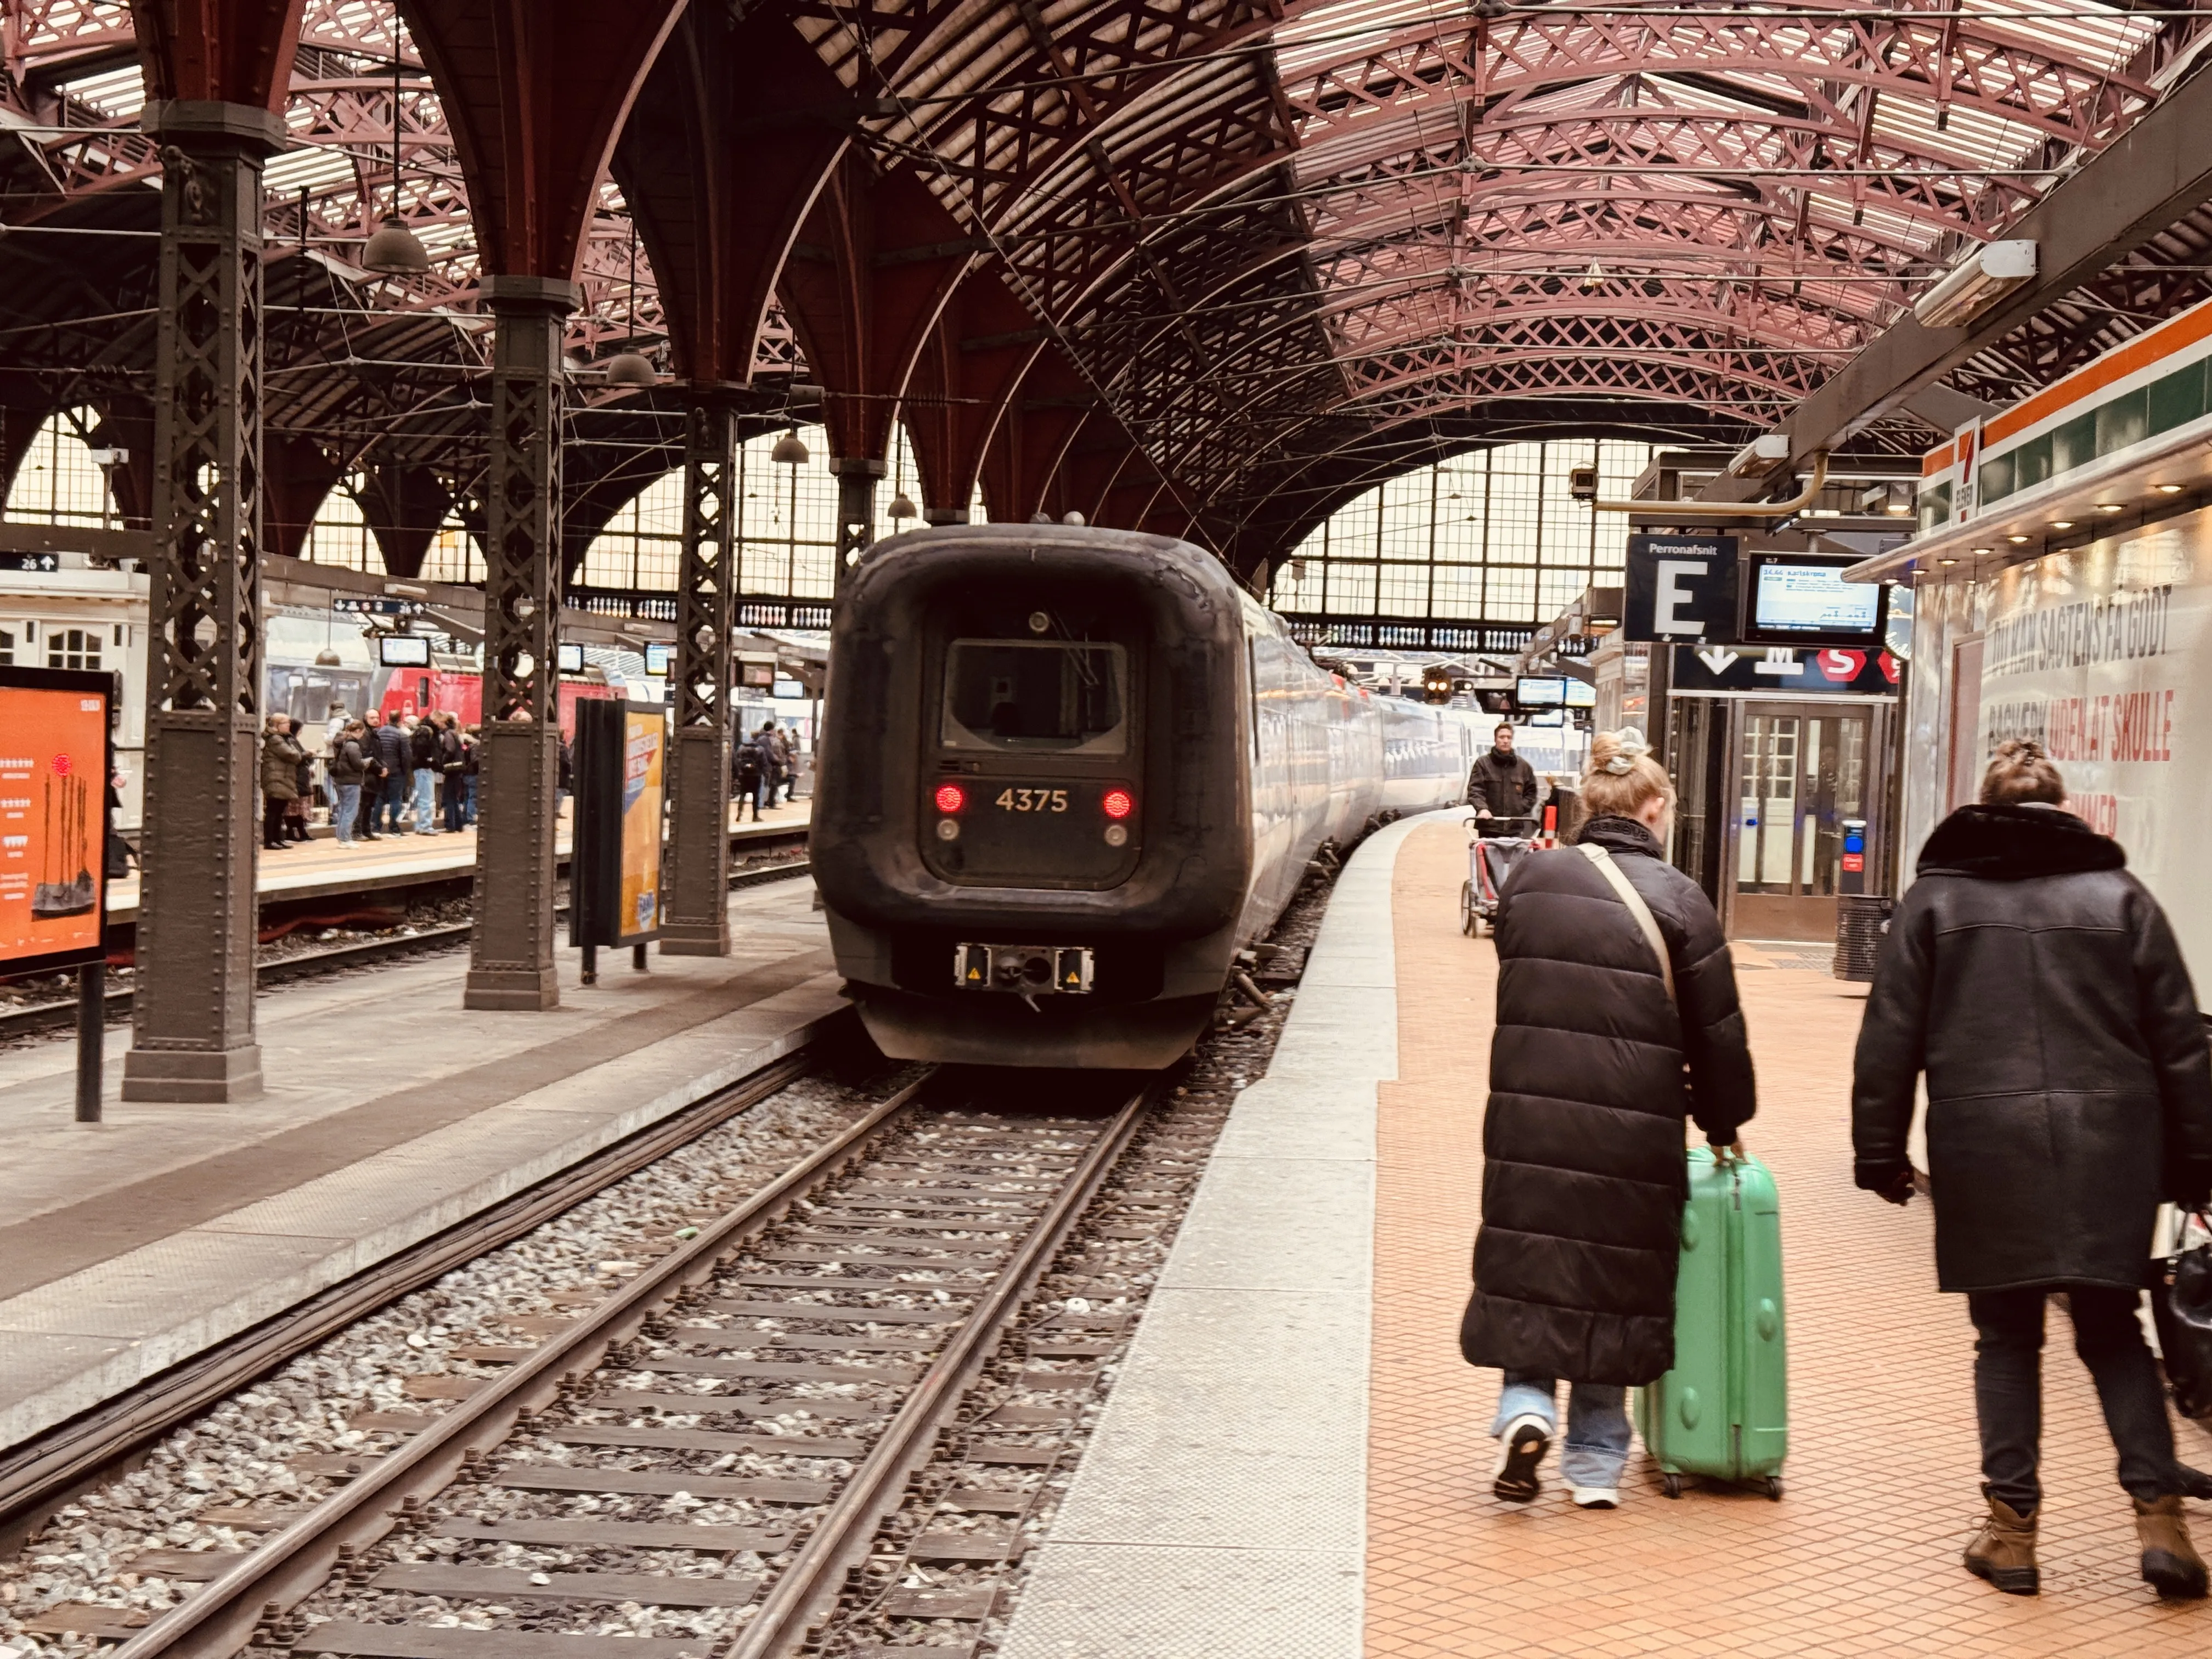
[934,782,967,814]
[1101,787,1134,820]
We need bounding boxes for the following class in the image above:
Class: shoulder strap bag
[1578,841,1674,1006]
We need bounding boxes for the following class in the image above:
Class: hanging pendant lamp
[603,221,656,387]
[363,60,431,275]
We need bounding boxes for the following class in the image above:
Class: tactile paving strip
[1369,820,2212,1658]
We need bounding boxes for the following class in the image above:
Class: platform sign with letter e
[1624,534,1740,644]
[0,665,112,977]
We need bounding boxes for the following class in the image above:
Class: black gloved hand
[1855,1160,1915,1206]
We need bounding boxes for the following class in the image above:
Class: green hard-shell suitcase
[1634,1146,1788,1499]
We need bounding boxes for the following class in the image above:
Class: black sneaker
[1492,1413,1550,1503]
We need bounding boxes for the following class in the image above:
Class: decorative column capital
[481,274,584,316]
[140,100,289,154]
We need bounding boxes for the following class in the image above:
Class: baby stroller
[1460,816,1538,937]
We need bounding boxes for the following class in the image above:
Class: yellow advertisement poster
[617,706,665,940]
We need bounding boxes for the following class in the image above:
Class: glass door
[1730,706,1874,942]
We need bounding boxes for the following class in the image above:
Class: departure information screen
[1752,561,1882,637]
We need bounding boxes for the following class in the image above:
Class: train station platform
[1005,813,2212,1658]
[0,871,837,1458]
[101,800,811,926]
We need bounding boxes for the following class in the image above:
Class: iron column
[121,101,287,1104]
[464,275,579,1011]
[830,456,885,593]
[661,395,738,956]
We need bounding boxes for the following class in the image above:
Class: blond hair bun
[1581,727,1675,821]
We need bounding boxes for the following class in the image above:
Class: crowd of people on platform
[258,707,810,849]
[734,719,804,821]
[257,706,479,850]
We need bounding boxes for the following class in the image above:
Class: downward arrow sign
[1695,647,1739,676]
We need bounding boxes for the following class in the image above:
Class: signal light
[934,782,967,814]
[1101,788,1134,820]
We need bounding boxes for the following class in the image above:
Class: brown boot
[1963,1491,2040,1595]
[2135,1495,2210,1599]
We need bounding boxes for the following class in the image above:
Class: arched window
[580,469,686,591]
[1274,440,1651,624]
[569,424,991,602]
[47,626,101,672]
[299,476,385,573]
[420,511,486,584]
[4,408,120,528]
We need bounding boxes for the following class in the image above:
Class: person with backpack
[1459,727,1756,1509]
[1854,738,2212,1600]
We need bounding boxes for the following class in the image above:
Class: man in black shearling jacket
[1854,741,2212,1601]
[1466,724,1540,833]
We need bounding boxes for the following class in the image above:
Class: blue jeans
[1493,1373,1633,1489]
[464,775,478,824]
[376,775,405,833]
[412,766,437,831]
[333,783,361,843]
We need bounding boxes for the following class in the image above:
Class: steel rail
[98,1067,933,1659]
[0,1039,839,1551]
[727,1079,1161,1659]
[0,860,811,1042]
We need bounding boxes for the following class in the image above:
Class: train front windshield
[939,640,1127,755]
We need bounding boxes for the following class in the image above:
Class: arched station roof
[4,0,2211,579]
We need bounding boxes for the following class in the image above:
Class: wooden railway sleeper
[100,1070,937,1659]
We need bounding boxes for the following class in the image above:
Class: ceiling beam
[1779,63,2212,469]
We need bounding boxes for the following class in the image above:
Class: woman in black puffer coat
[1854,738,2212,1601]
[1462,729,1757,1509]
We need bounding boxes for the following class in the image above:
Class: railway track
[83,1069,1164,1659]
[0,861,812,1043]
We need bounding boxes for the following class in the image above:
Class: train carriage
[812,524,1474,1068]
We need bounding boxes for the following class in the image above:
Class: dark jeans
[375,774,407,833]
[261,796,289,848]
[442,772,467,832]
[1969,1285,2180,1511]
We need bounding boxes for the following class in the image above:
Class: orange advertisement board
[0,668,111,975]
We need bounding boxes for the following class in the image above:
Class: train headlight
[1101,787,1134,820]
[934,782,967,814]
[936,818,962,841]
[1104,824,1128,847]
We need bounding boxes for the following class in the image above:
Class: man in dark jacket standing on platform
[371,712,410,837]
[1467,723,1539,832]
[1461,730,1755,1509]
[1854,739,2212,1601]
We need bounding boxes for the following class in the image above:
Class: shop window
[2013,434,2053,491]
[2095,389,2148,457]
[47,627,100,672]
[1917,481,1953,533]
[1977,453,2013,503]
[2050,413,2097,476]
[2148,361,2207,436]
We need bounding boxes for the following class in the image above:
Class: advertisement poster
[1976,510,2211,981]
[618,705,665,940]
[569,697,664,951]
[0,668,110,975]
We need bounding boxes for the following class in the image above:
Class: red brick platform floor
[1368,819,2212,1657]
